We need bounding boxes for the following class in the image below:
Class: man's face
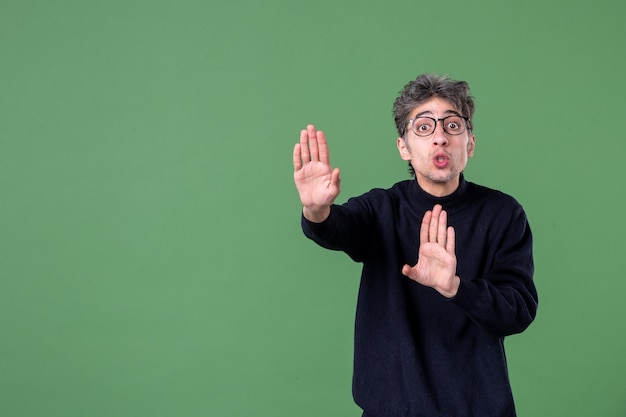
[396,96,475,197]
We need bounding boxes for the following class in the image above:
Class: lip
[432,152,450,168]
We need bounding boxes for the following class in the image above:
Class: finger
[446,226,455,255]
[293,143,303,171]
[317,129,330,165]
[299,128,310,163]
[420,209,432,244]
[429,205,442,242]
[307,124,319,162]
[437,209,448,247]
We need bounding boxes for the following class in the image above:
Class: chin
[428,172,458,184]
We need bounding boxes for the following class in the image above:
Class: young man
[292,74,538,417]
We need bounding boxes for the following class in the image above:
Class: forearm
[450,276,538,337]
[301,203,370,262]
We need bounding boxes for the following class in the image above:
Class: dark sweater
[301,176,538,417]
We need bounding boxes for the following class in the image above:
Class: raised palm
[402,205,460,298]
[293,125,341,213]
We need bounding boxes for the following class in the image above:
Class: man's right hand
[293,124,341,223]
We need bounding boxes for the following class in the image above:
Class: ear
[397,137,411,161]
[467,134,476,157]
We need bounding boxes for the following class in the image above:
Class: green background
[1,0,624,416]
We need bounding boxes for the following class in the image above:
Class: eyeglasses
[407,115,471,137]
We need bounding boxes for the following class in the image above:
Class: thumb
[329,168,341,197]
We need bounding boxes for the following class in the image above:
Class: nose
[432,122,449,146]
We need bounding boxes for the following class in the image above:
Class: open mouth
[433,154,449,168]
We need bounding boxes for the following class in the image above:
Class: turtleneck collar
[410,174,470,215]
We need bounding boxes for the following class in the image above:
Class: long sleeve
[301,193,382,263]
[450,204,538,337]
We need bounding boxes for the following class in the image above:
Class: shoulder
[464,181,529,230]
[345,180,414,206]
[466,181,523,209]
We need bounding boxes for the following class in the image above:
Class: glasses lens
[412,118,436,136]
[442,116,466,135]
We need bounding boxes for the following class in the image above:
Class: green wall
[1,0,624,416]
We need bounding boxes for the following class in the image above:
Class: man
[292,73,538,417]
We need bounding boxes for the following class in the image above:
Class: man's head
[394,74,476,196]
[393,74,475,138]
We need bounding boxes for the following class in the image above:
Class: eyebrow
[414,109,461,118]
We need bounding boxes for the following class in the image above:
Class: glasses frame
[407,115,472,137]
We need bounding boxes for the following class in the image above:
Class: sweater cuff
[447,278,477,309]
[301,206,336,234]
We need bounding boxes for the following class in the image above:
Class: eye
[413,118,435,135]
[444,116,464,133]
[417,124,431,132]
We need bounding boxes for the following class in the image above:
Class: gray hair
[393,73,475,137]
